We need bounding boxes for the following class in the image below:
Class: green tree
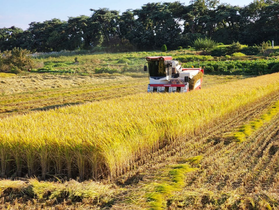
[129,3,181,50]
[212,4,242,44]
[66,16,91,50]
[89,8,120,49]
[27,19,65,52]
[0,27,24,51]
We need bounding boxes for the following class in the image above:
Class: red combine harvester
[144,56,204,93]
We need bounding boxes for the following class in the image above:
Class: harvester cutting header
[144,56,204,93]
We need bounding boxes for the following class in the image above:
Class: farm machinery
[144,56,204,93]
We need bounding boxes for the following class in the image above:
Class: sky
[0,0,254,30]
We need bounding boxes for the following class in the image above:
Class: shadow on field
[207,136,235,145]
[31,102,83,111]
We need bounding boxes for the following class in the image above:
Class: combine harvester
[144,56,204,93]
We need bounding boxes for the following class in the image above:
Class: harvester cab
[144,56,204,93]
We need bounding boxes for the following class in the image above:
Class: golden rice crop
[1,73,279,180]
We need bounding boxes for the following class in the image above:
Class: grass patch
[145,160,199,209]
[233,100,279,142]
[30,50,279,78]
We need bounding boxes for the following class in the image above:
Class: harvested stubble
[1,73,279,180]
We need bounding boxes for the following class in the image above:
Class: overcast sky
[0,0,254,30]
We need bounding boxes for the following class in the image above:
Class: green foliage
[232,52,246,57]
[241,46,260,55]
[117,58,130,64]
[270,64,279,73]
[210,47,227,56]
[0,48,34,73]
[178,46,183,50]
[161,44,167,52]
[259,41,271,54]
[1,3,279,52]
[174,55,213,62]
[227,42,242,55]
[183,59,279,75]
[269,52,279,56]
[193,38,217,52]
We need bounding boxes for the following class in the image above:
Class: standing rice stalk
[1,73,279,179]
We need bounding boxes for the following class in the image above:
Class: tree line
[0,0,279,53]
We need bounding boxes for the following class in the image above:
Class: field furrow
[165,107,279,209]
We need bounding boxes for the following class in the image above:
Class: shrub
[11,66,22,74]
[175,55,213,62]
[270,52,279,56]
[183,59,279,75]
[0,48,34,73]
[210,47,227,56]
[227,42,242,55]
[259,41,271,54]
[241,46,260,55]
[204,65,214,73]
[227,63,235,70]
[225,55,231,59]
[161,44,167,52]
[232,52,246,57]
[193,38,217,53]
[250,62,269,75]
[270,64,279,73]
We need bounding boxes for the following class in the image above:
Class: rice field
[0,74,245,119]
[112,87,279,210]
[1,73,279,182]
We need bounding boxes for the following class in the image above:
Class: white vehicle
[144,56,204,93]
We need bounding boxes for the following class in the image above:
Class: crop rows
[112,91,279,209]
[117,87,279,183]
[0,78,147,118]
[0,75,242,119]
[167,105,279,209]
[1,73,279,181]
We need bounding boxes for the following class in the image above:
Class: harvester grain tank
[144,56,204,93]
